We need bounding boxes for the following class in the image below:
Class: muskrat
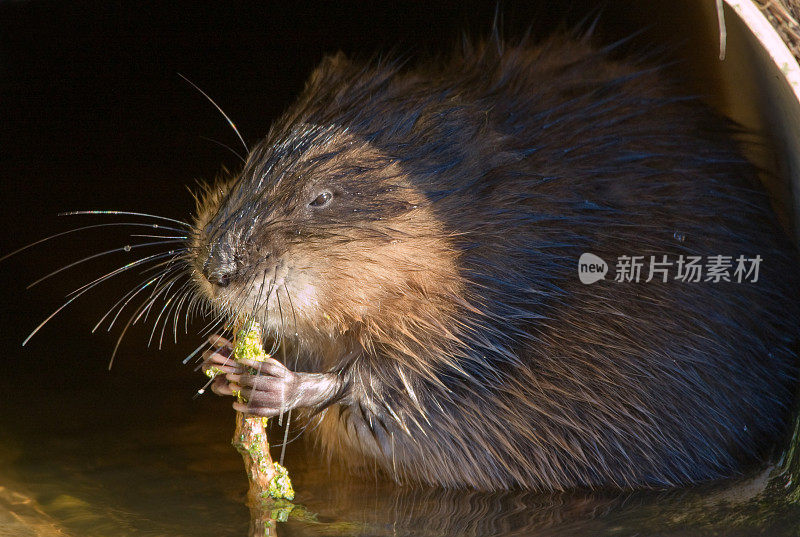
[195,34,800,491]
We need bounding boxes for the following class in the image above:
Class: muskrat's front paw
[227,357,301,417]
[201,334,242,379]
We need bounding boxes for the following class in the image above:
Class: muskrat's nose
[202,259,232,288]
[208,272,231,287]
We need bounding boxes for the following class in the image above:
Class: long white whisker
[93,269,169,332]
[138,252,192,277]
[199,135,247,164]
[278,281,301,465]
[283,282,300,367]
[178,73,248,156]
[252,270,270,320]
[183,338,211,365]
[262,270,279,355]
[160,280,193,348]
[147,278,184,347]
[23,294,83,346]
[172,286,193,342]
[276,289,286,427]
[22,252,176,346]
[157,291,180,350]
[0,222,185,263]
[129,234,189,240]
[279,328,291,465]
[184,288,201,335]
[186,293,205,326]
[136,260,187,324]
[66,251,179,298]
[107,266,185,331]
[108,306,137,370]
[193,376,217,398]
[106,271,187,370]
[199,316,227,341]
[280,407,292,467]
[27,240,185,289]
[61,210,192,229]
[198,310,227,339]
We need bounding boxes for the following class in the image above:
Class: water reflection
[273,445,794,537]
[1,342,797,537]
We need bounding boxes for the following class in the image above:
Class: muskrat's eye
[309,191,332,207]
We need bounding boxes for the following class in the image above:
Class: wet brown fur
[191,34,800,491]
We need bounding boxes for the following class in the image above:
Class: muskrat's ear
[305,52,354,90]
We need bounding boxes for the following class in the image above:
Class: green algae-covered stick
[231,320,294,504]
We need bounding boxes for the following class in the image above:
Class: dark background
[0,1,704,398]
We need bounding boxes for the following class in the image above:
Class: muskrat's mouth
[203,269,305,332]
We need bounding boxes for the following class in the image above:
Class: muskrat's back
[195,35,800,490]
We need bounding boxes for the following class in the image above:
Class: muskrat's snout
[200,239,238,288]
[202,258,231,288]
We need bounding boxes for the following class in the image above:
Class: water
[1,333,798,537]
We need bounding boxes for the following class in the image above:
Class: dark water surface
[1,335,798,537]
